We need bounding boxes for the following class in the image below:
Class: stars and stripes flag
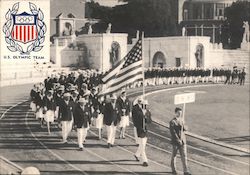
[100,39,143,95]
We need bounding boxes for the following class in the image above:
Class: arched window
[152,52,166,68]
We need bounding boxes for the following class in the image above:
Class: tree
[224,1,250,49]
[86,0,178,41]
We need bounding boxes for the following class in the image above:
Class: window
[176,58,181,67]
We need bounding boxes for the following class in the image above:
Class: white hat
[63,93,71,97]
[78,98,87,103]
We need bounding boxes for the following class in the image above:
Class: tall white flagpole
[142,31,145,99]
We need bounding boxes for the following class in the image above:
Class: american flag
[100,39,142,95]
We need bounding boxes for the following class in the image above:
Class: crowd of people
[144,67,246,86]
[29,69,152,168]
[29,66,246,174]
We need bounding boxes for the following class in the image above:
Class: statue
[195,45,203,68]
[106,23,112,34]
[109,42,120,67]
[182,26,186,36]
[88,24,92,34]
[242,21,249,43]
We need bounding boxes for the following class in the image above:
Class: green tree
[86,0,178,41]
[225,1,250,49]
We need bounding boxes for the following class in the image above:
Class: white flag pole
[142,31,145,99]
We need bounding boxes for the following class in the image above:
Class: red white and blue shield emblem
[11,12,38,44]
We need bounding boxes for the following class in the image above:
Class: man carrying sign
[169,107,191,175]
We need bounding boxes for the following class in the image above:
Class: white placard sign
[174,93,195,105]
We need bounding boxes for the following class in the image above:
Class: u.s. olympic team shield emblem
[12,12,38,44]
[2,2,46,54]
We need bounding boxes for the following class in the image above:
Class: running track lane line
[0,100,28,120]
[25,110,139,175]
[123,132,240,175]
[25,111,88,175]
[0,100,28,172]
[128,119,250,166]
[87,130,180,174]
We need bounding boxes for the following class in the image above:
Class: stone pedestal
[76,33,128,72]
[241,42,249,51]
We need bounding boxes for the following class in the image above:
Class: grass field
[147,84,250,149]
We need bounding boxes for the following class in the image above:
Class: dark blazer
[169,118,186,146]
[116,97,131,117]
[132,104,148,138]
[103,102,120,126]
[73,104,91,128]
[43,96,56,111]
[58,100,74,121]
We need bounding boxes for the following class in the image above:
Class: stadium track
[0,84,249,174]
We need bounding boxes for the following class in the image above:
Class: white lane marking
[25,111,139,175]
[25,111,88,175]
[123,132,240,175]
[0,100,28,120]
[0,155,23,172]
[69,138,139,175]
[87,130,178,173]
[149,120,250,166]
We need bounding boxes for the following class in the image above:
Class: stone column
[201,3,204,19]
[201,25,204,36]
[213,3,217,19]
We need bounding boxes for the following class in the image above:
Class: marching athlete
[58,93,74,144]
[169,107,191,175]
[117,90,131,139]
[103,94,120,148]
[73,98,91,150]
[132,97,151,167]
[43,90,56,134]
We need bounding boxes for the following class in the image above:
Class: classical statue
[106,23,112,34]
[242,21,249,43]
[195,45,203,68]
[88,24,92,34]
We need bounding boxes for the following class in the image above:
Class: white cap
[78,98,87,103]
[63,93,71,97]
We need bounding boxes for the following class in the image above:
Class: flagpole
[142,31,145,99]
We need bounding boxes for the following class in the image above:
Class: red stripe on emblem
[15,26,18,40]
[20,26,22,42]
[24,26,26,43]
[12,30,14,38]
[31,26,34,39]
[28,26,30,41]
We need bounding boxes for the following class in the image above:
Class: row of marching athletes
[30,83,153,167]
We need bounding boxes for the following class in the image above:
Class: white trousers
[106,123,117,145]
[135,137,148,163]
[77,128,88,148]
[134,127,139,144]
[61,121,72,142]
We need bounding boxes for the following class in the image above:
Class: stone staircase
[222,49,249,73]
